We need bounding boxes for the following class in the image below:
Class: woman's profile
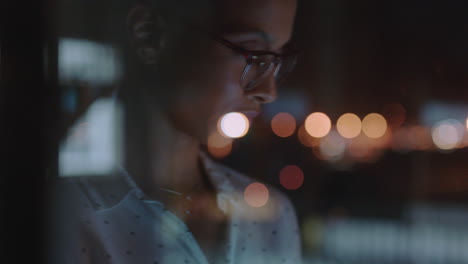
[54,0,302,263]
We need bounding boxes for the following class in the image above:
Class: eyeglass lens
[241,54,297,90]
[242,54,279,90]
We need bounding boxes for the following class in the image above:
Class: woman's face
[165,0,297,143]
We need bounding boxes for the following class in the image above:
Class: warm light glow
[305,112,331,138]
[368,128,392,149]
[244,183,269,207]
[336,113,361,138]
[391,127,412,152]
[319,131,346,160]
[348,133,375,159]
[207,132,233,158]
[218,112,249,138]
[432,119,464,150]
[298,125,321,147]
[362,113,387,138]
[279,165,304,190]
[382,103,406,128]
[407,126,432,151]
[271,112,296,138]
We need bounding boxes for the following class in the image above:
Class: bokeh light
[336,113,362,139]
[319,130,346,160]
[279,165,304,190]
[432,119,464,150]
[305,112,332,138]
[271,112,297,138]
[369,128,392,149]
[298,125,321,147]
[207,132,233,158]
[382,102,406,128]
[244,182,269,207]
[362,113,387,138]
[218,112,249,138]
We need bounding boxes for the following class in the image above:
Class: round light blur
[207,132,233,158]
[362,113,387,138]
[244,183,269,207]
[305,112,332,138]
[369,128,393,149]
[298,125,321,147]
[319,130,346,160]
[432,119,464,150]
[336,113,362,138]
[279,165,304,190]
[218,112,249,138]
[271,112,296,138]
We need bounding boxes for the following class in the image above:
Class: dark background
[2,0,467,263]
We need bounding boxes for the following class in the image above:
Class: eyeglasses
[214,37,298,90]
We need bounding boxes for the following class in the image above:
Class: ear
[126,5,166,65]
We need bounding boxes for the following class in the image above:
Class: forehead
[216,0,297,49]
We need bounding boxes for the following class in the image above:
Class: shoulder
[53,173,131,213]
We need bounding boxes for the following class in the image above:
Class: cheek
[168,56,245,142]
[204,60,245,119]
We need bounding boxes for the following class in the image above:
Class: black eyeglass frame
[212,36,298,88]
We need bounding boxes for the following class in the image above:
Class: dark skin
[126,0,297,261]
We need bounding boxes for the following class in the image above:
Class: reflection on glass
[271,112,297,138]
[59,98,123,176]
[337,113,362,139]
[244,183,269,208]
[305,112,331,138]
[362,113,387,139]
[59,38,122,86]
[218,112,250,138]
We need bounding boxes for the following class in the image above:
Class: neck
[125,106,205,198]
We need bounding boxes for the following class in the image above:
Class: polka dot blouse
[54,153,302,264]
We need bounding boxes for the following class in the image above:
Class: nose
[245,76,277,104]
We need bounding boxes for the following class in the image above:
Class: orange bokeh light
[297,125,321,147]
[279,165,304,190]
[305,112,331,138]
[207,132,233,158]
[336,113,361,139]
[271,112,296,138]
[244,182,269,207]
[362,113,387,138]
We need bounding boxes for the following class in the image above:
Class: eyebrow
[220,28,274,50]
